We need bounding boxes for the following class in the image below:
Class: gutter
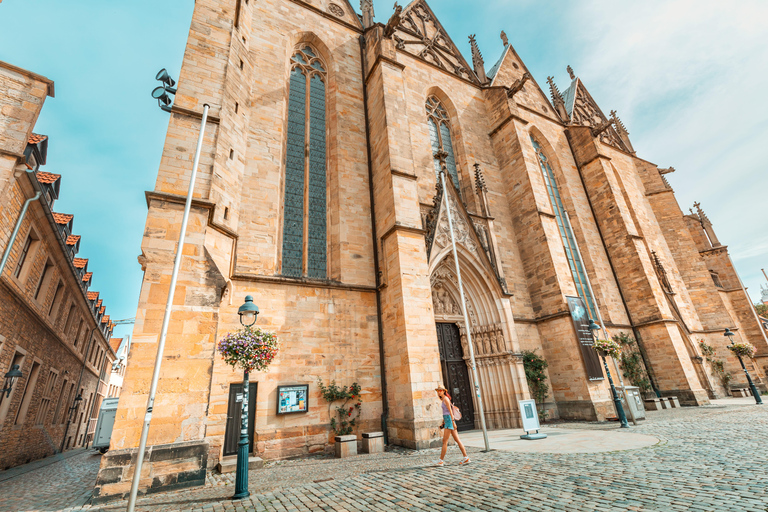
[0,183,41,275]
[359,33,389,444]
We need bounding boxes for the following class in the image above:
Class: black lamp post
[1,364,22,397]
[724,328,762,405]
[589,319,629,428]
[233,295,259,500]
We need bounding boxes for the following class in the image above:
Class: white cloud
[563,0,768,300]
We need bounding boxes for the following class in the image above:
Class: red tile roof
[87,291,99,301]
[66,235,81,246]
[36,171,60,184]
[101,315,110,324]
[109,338,122,352]
[82,272,92,283]
[99,305,105,314]
[73,258,88,268]
[52,212,73,225]
[28,133,48,144]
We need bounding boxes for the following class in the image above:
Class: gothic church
[95,0,768,499]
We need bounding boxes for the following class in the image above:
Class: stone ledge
[216,455,264,474]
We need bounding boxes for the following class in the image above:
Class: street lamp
[589,319,629,428]
[233,295,259,500]
[151,68,177,113]
[1,364,22,398]
[724,328,762,405]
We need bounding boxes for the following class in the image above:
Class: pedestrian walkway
[0,449,101,512]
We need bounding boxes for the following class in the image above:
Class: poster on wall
[276,385,309,414]
[566,296,605,381]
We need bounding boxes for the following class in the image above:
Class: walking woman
[435,384,470,466]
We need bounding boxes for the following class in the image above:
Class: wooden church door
[435,323,475,431]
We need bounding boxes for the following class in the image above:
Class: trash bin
[619,386,646,420]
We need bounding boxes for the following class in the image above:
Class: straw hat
[435,384,448,393]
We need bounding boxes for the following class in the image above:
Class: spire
[474,163,490,218]
[567,65,575,80]
[469,34,487,83]
[548,76,569,123]
[500,31,508,47]
[361,0,374,29]
[693,202,721,247]
[610,110,635,154]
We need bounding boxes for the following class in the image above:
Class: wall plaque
[277,384,309,414]
[566,296,604,381]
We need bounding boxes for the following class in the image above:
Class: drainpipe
[60,326,99,453]
[359,33,389,444]
[0,188,41,275]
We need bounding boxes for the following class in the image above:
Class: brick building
[95,0,768,499]
[0,60,116,469]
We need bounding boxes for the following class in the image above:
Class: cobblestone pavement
[3,402,767,511]
[0,450,102,512]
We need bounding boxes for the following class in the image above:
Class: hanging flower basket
[217,327,279,372]
[728,342,756,359]
[592,338,622,359]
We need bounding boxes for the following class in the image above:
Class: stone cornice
[288,0,363,33]
[145,191,238,240]
[0,60,55,97]
[379,223,426,244]
[231,273,375,294]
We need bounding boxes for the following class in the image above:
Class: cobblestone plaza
[1,401,765,512]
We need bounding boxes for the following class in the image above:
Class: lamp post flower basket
[217,327,279,372]
[592,338,622,359]
[728,341,756,359]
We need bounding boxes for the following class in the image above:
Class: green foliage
[317,378,362,436]
[614,332,652,394]
[755,302,768,318]
[699,340,732,390]
[522,350,549,421]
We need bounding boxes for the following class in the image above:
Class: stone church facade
[95,0,768,499]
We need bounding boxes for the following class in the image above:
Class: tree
[755,302,768,318]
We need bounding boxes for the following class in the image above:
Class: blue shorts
[443,414,454,430]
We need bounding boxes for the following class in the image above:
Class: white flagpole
[439,169,490,452]
[127,104,210,512]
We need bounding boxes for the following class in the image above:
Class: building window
[426,96,460,191]
[531,135,598,321]
[49,282,64,317]
[14,231,39,280]
[281,44,327,279]
[0,352,25,422]
[53,378,69,424]
[14,360,41,426]
[34,369,58,425]
[34,261,54,301]
[710,271,723,289]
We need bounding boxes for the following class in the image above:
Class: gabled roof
[96,299,103,309]
[101,314,110,324]
[562,79,578,116]
[109,337,122,353]
[82,272,93,283]
[393,0,479,84]
[486,45,509,81]
[87,291,99,301]
[99,305,105,314]
[73,258,88,269]
[28,133,47,144]
[66,235,81,246]
[52,212,74,225]
[36,171,60,184]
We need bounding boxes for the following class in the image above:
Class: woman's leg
[451,429,468,458]
[440,427,452,460]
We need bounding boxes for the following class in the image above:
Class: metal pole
[564,212,637,425]
[0,190,41,275]
[127,104,209,512]
[233,370,250,499]
[731,337,763,405]
[601,354,629,427]
[439,170,490,452]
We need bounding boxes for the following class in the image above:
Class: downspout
[359,33,388,444]
[564,134,661,397]
[0,187,41,275]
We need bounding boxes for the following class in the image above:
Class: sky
[1,0,766,339]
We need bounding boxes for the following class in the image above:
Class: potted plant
[592,337,622,359]
[728,341,756,359]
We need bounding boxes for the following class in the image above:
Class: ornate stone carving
[390,0,477,83]
[328,3,344,17]
[383,3,402,38]
[570,82,628,151]
[506,72,531,100]
[432,281,459,316]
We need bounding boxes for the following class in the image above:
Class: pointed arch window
[531,135,598,321]
[281,45,327,279]
[426,96,460,191]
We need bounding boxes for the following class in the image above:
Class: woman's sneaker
[433,459,444,466]
[459,457,471,465]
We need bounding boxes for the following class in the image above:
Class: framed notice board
[566,296,604,381]
[277,384,309,414]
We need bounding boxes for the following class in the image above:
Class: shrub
[522,350,549,421]
[317,378,362,436]
[615,333,652,394]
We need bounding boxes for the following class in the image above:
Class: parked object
[91,397,119,453]
[362,432,384,454]
[618,386,646,420]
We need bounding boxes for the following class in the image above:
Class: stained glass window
[281,45,327,279]
[426,96,460,191]
[531,135,598,321]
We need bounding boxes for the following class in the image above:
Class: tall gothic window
[426,96,460,191]
[531,135,598,321]
[281,45,327,279]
